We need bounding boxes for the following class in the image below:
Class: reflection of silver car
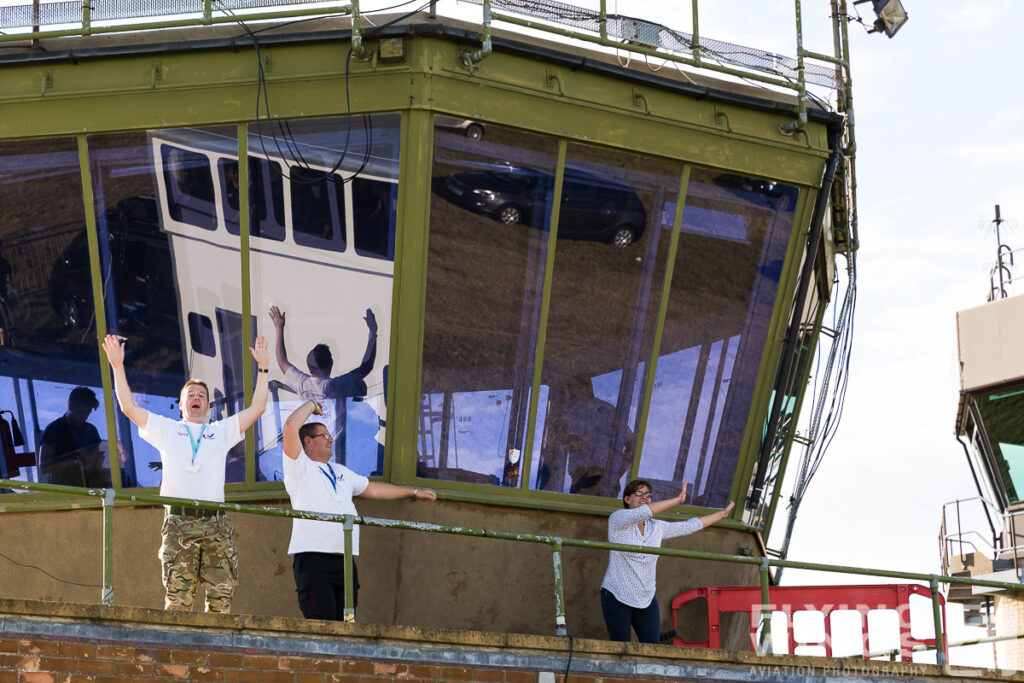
[435,115,486,140]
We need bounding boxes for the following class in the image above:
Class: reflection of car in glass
[435,115,486,140]
[712,173,784,198]
[49,196,177,337]
[444,166,647,247]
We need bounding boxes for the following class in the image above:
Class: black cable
[563,634,574,682]
[0,549,102,589]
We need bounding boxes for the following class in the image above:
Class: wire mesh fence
[463,0,838,89]
[0,0,342,30]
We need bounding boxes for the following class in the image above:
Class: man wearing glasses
[600,479,735,643]
[282,399,437,620]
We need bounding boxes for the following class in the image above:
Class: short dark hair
[299,422,326,445]
[68,386,99,410]
[306,344,333,375]
[622,479,653,508]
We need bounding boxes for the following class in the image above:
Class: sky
[2,0,1018,666]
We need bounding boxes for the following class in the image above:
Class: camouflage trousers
[159,512,238,613]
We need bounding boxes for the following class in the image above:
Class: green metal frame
[0,24,835,539]
[518,140,567,491]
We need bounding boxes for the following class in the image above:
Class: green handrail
[3,477,1014,660]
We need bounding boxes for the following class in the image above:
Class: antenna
[990,205,1014,301]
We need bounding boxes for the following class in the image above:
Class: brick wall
[0,634,650,683]
[995,594,1024,672]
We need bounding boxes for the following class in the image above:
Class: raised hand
[102,334,126,369]
[364,308,378,337]
[250,335,270,368]
[678,479,689,504]
[269,305,286,329]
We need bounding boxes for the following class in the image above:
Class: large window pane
[637,168,799,507]
[0,138,112,491]
[248,115,400,481]
[972,387,1024,504]
[418,121,557,487]
[530,144,682,498]
[88,127,248,487]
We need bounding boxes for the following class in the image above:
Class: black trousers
[292,552,359,621]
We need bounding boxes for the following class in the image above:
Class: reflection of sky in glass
[125,392,181,488]
[446,389,515,482]
[639,346,700,481]
[662,201,748,242]
[639,336,739,493]
[1000,443,1024,500]
[346,396,382,476]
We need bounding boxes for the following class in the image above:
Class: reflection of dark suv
[443,166,648,247]
[49,196,177,338]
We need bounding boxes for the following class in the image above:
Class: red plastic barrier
[670,584,946,661]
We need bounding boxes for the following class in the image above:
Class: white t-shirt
[601,504,702,608]
[283,451,369,556]
[139,413,242,503]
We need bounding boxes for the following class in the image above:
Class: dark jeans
[293,552,359,621]
[600,587,660,644]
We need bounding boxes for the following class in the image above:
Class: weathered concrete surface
[0,598,1013,682]
[0,499,757,641]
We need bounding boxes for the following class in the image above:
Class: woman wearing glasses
[600,479,735,643]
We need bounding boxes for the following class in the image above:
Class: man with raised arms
[102,333,271,613]
[282,398,436,621]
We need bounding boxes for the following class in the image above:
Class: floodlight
[861,0,909,38]
[875,0,909,37]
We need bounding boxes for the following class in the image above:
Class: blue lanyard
[184,423,207,464]
[318,465,337,492]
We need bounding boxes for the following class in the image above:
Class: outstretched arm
[645,479,690,517]
[282,399,322,460]
[269,306,295,375]
[237,336,270,432]
[360,481,437,502]
[696,500,736,529]
[101,335,149,429]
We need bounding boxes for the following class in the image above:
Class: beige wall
[0,499,759,641]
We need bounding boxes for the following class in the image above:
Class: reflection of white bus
[147,120,400,480]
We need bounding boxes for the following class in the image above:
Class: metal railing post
[102,489,114,605]
[691,0,701,64]
[551,539,567,636]
[780,0,808,134]
[598,0,607,40]
[81,0,91,33]
[758,557,772,654]
[930,576,946,667]
[343,515,356,622]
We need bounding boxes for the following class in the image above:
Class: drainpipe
[350,0,370,60]
[463,0,492,67]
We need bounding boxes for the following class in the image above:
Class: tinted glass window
[530,144,680,498]
[247,114,400,480]
[219,157,285,241]
[160,144,217,231]
[90,127,245,487]
[418,124,557,487]
[0,137,112,492]
[352,177,395,260]
[291,167,346,252]
[636,167,798,507]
